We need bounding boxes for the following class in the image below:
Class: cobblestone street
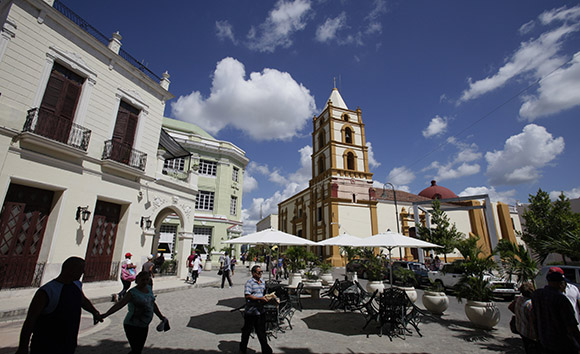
[0,268,524,354]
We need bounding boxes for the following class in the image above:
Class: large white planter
[320,272,334,285]
[288,272,303,287]
[397,286,417,303]
[366,280,385,294]
[303,279,322,287]
[464,300,500,329]
[204,260,212,271]
[422,291,449,315]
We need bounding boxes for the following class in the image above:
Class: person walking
[509,282,540,354]
[118,252,136,301]
[16,257,103,354]
[102,271,167,354]
[186,250,196,283]
[532,267,580,353]
[240,265,272,354]
[220,251,233,288]
[191,254,201,284]
[231,256,237,276]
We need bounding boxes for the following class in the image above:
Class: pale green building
[161,117,248,264]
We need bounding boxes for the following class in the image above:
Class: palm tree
[494,239,539,286]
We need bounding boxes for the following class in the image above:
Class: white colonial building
[0,0,198,287]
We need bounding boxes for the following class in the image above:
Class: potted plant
[203,245,215,270]
[284,246,307,286]
[422,280,449,315]
[304,253,322,287]
[454,237,500,329]
[393,267,418,303]
[341,246,361,281]
[364,252,386,293]
[319,261,334,285]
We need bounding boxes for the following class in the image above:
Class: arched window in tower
[318,155,325,175]
[346,152,355,170]
[344,127,353,144]
[343,114,349,121]
[318,131,325,149]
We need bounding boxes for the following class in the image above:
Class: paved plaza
[0,268,524,354]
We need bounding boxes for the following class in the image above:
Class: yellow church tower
[279,88,378,265]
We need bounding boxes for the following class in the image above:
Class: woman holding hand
[103,271,167,353]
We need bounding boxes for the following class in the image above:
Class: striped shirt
[244,277,265,315]
[514,295,537,340]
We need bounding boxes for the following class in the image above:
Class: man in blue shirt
[240,265,272,354]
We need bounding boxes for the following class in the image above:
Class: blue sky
[68,1,580,233]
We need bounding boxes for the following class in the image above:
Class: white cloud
[485,124,564,185]
[246,0,312,53]
[171,58,316,141]
[215,20,236,44]
[437,162,481,181]
[459,6,580,105]
[519,52,580,120]
[422,115,448,138]
[243,173,258,193]
[519,20,535,35]
[366,142,381,168]
[315,13,346,42]
[459,186,517,205]
[387,166,415,186]
[549,187,580,200]
[241,147,311,233]
[424,138,482,181]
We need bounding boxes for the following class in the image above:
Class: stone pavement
[0,267,525,354]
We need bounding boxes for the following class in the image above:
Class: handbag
[217,268,223,276]
[156,317,170,332]
[121,265,136,281]
[509,315,518,334]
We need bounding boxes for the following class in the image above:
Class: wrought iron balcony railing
[23,108,91,151]
[102,139,147,171]
[162,167,189,181]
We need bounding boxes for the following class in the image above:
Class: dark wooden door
[37,63,83,144]
[84,201,121,282]
[0,184,54,289]
[111,101,139,164]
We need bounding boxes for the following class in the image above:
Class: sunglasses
[254,271,263,274]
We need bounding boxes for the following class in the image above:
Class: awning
[159,128,191,160]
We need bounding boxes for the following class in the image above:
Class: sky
[67,1,580,234]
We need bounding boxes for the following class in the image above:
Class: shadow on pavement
[187,310,243,335]
[301,312,367,336]
[216,296,246,309]
[477,336,525,353]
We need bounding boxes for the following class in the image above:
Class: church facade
[278,89,523,265]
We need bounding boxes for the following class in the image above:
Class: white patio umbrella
[317,232,364,274]
[223,228,317,280]
[356,231,442,286]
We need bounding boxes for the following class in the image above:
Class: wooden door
[111,101,139,164]
[84,201,121,282]
[0,184,54,289]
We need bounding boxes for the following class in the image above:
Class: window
[317,207,322,222]
[318,156,325,175]
[196,191,215,211]
[346,152,355,170]
[343,114,349,121]
[199,160,217,176]
[113,101,140,148]
[230,196,238,215]
[36,62,84,142]
[164,157,186,171]
[318,132,325,149]
[344,127,353,144]
[194,226,213,247]
[232,167,239,182]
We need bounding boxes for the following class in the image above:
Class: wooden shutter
[113,101,139,147]
[40,71,66,114]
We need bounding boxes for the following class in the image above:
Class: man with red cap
[532,267,580,353]
[117,252,136,301]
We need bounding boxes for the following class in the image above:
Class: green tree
[417,199,464,263]
[521,189,580,263]
[493,239,538,286]
[454,236,497,302]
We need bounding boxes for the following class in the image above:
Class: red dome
[418,180,458,200]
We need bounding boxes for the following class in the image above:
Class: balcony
[19,108,91,157]
[102,139,147,172]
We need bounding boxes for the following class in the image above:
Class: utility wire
[391,50,580,181]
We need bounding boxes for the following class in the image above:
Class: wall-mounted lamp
[140,216,152,230]
[76,206,91,223]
